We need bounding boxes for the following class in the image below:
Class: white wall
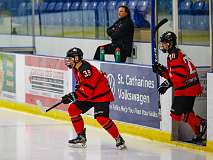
[0,35,210,66]
[207,73,213,141]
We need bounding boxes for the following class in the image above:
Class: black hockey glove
[158,80,172,95]
[152,63,167,76]
[75,84,80,91]
[61,92,77,104]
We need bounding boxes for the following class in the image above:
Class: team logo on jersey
[107,74,116,95]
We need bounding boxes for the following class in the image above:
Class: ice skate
[188,135,206,146]
[115,135,126,150]
[188,119,207,146]
[197,119,207,139]
[68,128,87,148]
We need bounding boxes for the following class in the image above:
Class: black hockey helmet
[66,47,83,60]
[160,31,177,47]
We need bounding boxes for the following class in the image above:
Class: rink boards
[0,52,212,152]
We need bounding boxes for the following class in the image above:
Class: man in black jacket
[93,5,134,63]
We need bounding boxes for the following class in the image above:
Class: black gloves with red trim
[158,80,172,95]
[61,92,77,104]
[152,63,167,76]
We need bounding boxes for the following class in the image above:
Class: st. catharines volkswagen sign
[101,63,160,129]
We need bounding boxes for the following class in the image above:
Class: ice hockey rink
[0,108,213,160]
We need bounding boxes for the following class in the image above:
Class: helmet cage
[65,47,83,68]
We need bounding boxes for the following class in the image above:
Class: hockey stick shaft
[151,1,168,113]
[152,18,168,64]
[45,101,62,112]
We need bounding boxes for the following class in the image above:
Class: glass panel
[63,1,83,38]
[40,2,63,36]
[82,1,96,38]
[132,0,151,42]
[178,0,209,45]
[96,1,108,39]
[157,0,173,37]
[0,1,11,34]
[12,2,29,35]
[1,0,210,46]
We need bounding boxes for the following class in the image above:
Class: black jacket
[107,15,134,56]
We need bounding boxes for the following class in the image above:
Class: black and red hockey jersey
[72,60,114,102]
[162,48,202,96]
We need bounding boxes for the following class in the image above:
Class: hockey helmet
[160,31,177,47]
[66,47,83,60]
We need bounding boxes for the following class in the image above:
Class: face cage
[64,56,81,68]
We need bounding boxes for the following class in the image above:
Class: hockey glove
[152,63,167,76]
[75,84,80,91]
[61,92,77,104]
[158,80,172,95]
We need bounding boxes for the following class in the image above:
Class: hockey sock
[96,116,119,139]
[70,115,84,134]
[183,112,202,134]
[170,113,182,121]
[68,104,84,134]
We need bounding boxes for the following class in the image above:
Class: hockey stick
[154,18,168,34]
[153,18,168,64]
[36,99,62,113]
[150,2,168,118]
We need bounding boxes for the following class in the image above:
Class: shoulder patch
[79,61,93,78]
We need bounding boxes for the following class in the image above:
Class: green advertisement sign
[0,53,16,96]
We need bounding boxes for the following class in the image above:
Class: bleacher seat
[136,0,149,16]
[81,1,90,26]
[199,1,209,30]
[179,0,193,29]
[192,0,205,14]
[46,2,56,13]
[52,2,64,25]
[192,0,205,30]
[128,0,138,26]
[107,1,117,26]
[62,2,72,26]
[179,0,193,14]
[166,0,173,14]
[26,2,32,15]
[0,2,5,10]
[62,2,71,12]
[80,1,89,10]
[134,0,150,28]
[14,2,28,34]
[70,1,82,27]
[17,2,27,16]
[39,2,48,13]
[34,2,40,14]
[54,2,64,12]
[86,1,98,26]
[70,1,81,10]
[116,0,128,8]
[88,1,98,10]
[97,1,108,27]
[39,2,48,33]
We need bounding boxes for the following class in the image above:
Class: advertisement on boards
[101,63,160,129]
[25,56,71,112]
[0,53,16,100]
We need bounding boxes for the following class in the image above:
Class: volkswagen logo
[107,74,116,95]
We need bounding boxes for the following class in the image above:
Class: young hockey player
[152,31,207,144]
[62,47,126,149]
